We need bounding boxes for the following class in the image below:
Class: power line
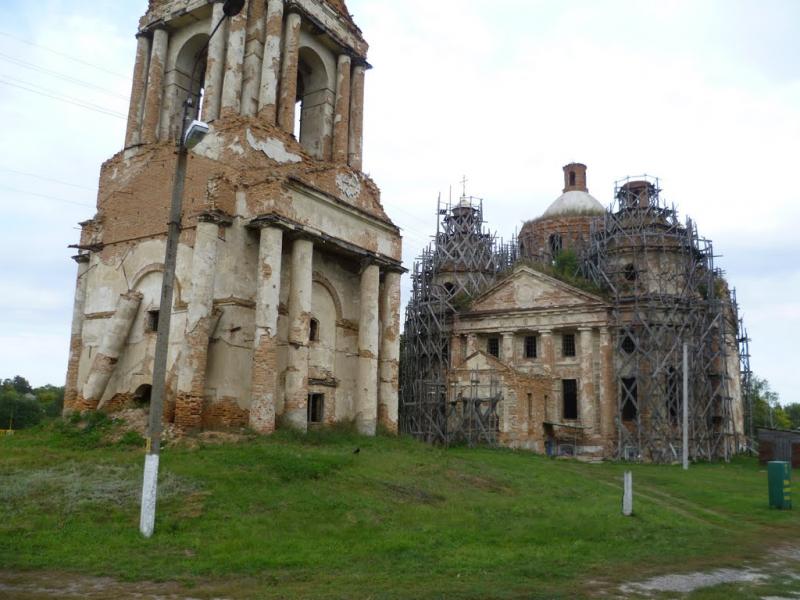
[0,31,131,81]
[0,184,94,208]
[0,167,95,191]
[0,51,129,100]
[0,77,126,119]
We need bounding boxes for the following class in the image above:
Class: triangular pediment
[467,266,605,313]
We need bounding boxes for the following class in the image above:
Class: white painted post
[683,342,689,470]
[622,470,633,516]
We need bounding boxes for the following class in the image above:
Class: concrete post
[284,237,313,431]
[63,255,90,413]
[277,12,302,134]
[357,263,380,435]
[579,327,595,428]
[332,54,351,164]
[347,64,365,170]
[502,332,514,364]
[241,0,265,117]
[175,218,221,429]
[203,1,228,122]
[124,34,151,147]
[141,27,169,144]
[622,471,633,516]
[258,0,284,123]
[81,291,143,410]
[378,271,400,432]
[249,226,283,433]
[221,0,248,116]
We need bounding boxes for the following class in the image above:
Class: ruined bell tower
[65,0,403,436]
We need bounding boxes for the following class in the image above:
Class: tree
[0,387,43,429]
[751,376,792,430]
[784,403,800,430]
[1,376,33,395]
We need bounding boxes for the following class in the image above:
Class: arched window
[623,264,637,282]
[163,33,209,141]
[309,318,320,342]
[134,384,152,406]
[296,46,335,160]
[549,233,562,257]
[569,171,576,186]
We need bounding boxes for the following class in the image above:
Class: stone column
[332,54,351,163]
[284,237,313,430]
[277,12,302,134]
[203,1,228,122]
[348,64,365,170]
[258,0,284,123]
[63,255,90,413]
[141,26,169,144]
[450,335,463,367]
[466,333,477,356]
[80,291,143,410]
[599,327,615,440]
[175,217,222,430]
[540,329,554,374]
[378,270,400,433]
[502,332,514,364]
[249,226,283,433]
[124,34,151,147]
[241,0,265,117]
[579,327,595,428]
[357,263,380,435]
[221,0,248,116]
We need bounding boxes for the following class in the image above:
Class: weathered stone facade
[65,0,402,434]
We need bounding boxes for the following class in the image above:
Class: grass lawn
[1,417,798,599]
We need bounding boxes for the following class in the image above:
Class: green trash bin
[768,461,791,510]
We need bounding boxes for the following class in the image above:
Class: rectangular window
[524,335,537,359]
[562,333,576,357]
[487,337,499,358]
[147,310,160,333]
[307,393,325,424]
[562,379,578,420]
[527,392,533,420]
[621,378,638,421]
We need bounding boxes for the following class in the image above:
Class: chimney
[563,163,588,193]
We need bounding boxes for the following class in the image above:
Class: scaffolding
[399,194,515,445]
[582,177,746,461]
[401,176,752,460]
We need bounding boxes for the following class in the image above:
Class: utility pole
[139,0,245,538]
[682,342,689,470]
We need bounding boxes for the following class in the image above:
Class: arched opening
[623,263,637,282]
[296,46,334,159]
[309,317,320,342]
[134,384,152,406]
[164,33,209,141]
[569,170,576,186]
[549,233,562,258]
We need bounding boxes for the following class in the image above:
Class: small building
[758,428,800,467]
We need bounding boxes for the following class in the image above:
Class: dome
[542,190,605,218]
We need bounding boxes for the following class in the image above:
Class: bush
[0,389,44,430]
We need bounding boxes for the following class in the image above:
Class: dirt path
[609,545,800,599]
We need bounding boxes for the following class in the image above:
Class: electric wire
[0,184,94,208]
[0,77,126,119]
[0,51,129,100]
[0,31,131,81]
[0,167,95,191]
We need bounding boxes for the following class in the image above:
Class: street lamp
[140,0,244,539]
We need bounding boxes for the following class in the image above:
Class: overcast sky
[0,0,798,405]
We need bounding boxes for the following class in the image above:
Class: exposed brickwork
[174,393,204,430]
[202,397,249,429]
